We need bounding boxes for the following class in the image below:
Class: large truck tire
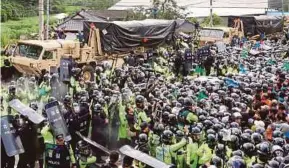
[82,65,95,82]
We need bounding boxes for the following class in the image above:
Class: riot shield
[76,131,110,155]
[9,99,45,124]
[59,58,72,82]
[119,145,171,168]
[76,106,91,137]
[1,115,25,156]
[44,101,71,141]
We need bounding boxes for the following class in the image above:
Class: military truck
[7,28,125,81]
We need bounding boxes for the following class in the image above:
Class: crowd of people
[1,33,289,168]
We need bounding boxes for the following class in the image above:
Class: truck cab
[10,40,84,76]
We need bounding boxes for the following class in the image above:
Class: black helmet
[231,127,242,137]
[93,104,103,113]
[272,145,284,157]
[175,130,184,142]
[136,95,145,104]
[71,68,81,76]
[13,114,27,129]
[266,160,280,168]
[273,137,285,147]
[29,102,38,111]
[183,97,193,107]
[211,156,222,167]
[215,143,225,158]
[190,127,201,135]
[212,123,223,132]
[63,95,72,104]
[257,142,271,161]
[43,73,50,81]
[138,133,148,145]
[242,142,255,157]
[273,130,283,138]
[256,127,266,134]
[153,123,165,135]
[168,113,177,125]
[162,130,173,144]
[164,105,172,113]
[76,140,91,157]
[230,122,240,128]
[244,129,253,135]
[232,150,244,157]
[232,112,242,120]
[230,135,240,150]
[140,122,149,131]
[8,85,16,94]
[162,112,170,122]
[251,133,263,144]
[207,129,216,135]
[203,120,213,129]
[241,133,252,144]
[227,158,246,168]
[207,134,217,148]
[48,97,57,103]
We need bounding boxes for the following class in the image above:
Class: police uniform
[156,138,187,164]
[183,49,193,77]
[41,126,76,168]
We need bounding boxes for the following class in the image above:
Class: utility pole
[209,0,213,27]
[46,0,50,40]
[39,0,44,40]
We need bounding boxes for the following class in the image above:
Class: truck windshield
[16,43,43,59]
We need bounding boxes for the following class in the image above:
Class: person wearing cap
[41,125,76,168]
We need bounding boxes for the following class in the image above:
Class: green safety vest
[78,156,97,168]
[118,102,130,140]
[156,139,187,164]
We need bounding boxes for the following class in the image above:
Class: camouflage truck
[6,28,125,81]
[4,19,178,81]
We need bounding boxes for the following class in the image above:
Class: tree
[202,13,222,26]
[127,0,185,20]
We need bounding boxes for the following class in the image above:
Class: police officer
[242,142,256,167]
[117,93,130,147]
[76,140,96,168]
[156,130,187,164]
[178,97,198,130]
[173,130,187,168]
[182,48,193,77]
[17,77,27,104]
[186,127,212,168]
[6,85,18,115]
[134,95,151,131]
[70,68,82,98]
[174,51,183,77]
[16,114,39,168]
[50,73,61,101]
[77,96,91,137]
[41,124,76,168]
[39,73,51,104]
[91,104,108,163]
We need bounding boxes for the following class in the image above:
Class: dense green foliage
[1,0,119,47]
[1,16,57,47]
[66,0,119,10]
[127,0,187,20]
[202,13,222,26]
[1,0,67,22]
